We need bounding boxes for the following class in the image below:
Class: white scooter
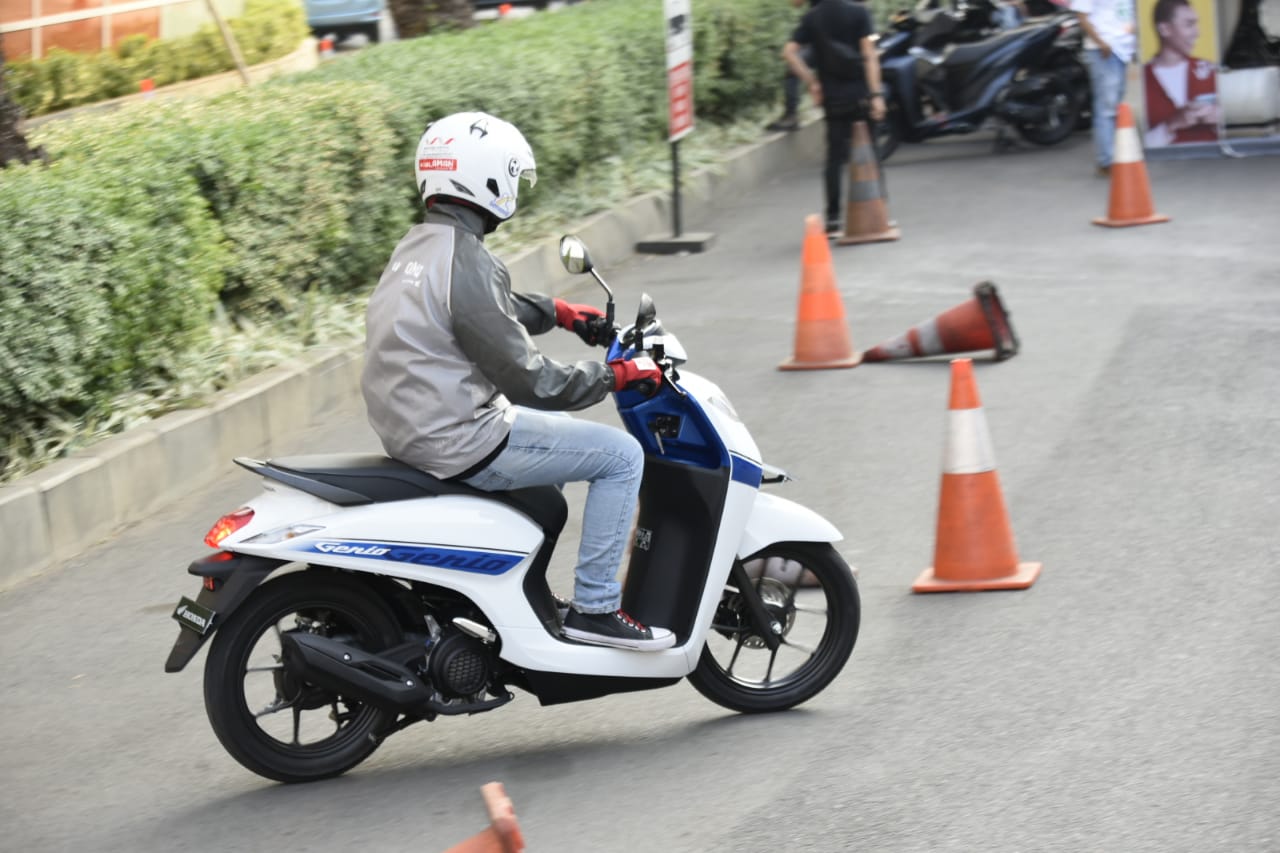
[165,236,860,783]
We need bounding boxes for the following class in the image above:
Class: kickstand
[992,121,1020,153]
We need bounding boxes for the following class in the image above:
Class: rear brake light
[204,508,255,548]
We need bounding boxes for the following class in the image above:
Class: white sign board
[664,0,694,142]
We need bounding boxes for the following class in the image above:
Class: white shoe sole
[561,626,676,651]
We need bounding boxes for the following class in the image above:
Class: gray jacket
[361,204,614,479]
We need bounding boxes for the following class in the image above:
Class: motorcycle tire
[203,571,402,783]
[688,541,860,714]
[1016,55,1087,147]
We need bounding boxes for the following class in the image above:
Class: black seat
[235,454,568,536]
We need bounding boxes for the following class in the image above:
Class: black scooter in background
[874,0,1090,160]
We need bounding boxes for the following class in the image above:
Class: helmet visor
[521,168,537,189]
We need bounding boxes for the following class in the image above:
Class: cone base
[911,561,1042,593]
[835,227,902,245]
[779,353,863,371]
[1091,214,1170,228]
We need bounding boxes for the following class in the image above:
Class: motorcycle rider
[361,111,675,652]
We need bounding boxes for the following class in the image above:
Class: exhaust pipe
[281,633,431,713]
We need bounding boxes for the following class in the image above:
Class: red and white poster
[664,0,694,142]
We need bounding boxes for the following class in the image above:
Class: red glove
[554,298,607,346]
[608,357,663,395]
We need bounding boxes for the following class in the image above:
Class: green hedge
[5,0,309,118]
[2,0,793,480]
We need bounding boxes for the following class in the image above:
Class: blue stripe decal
[297,540,524,574]
[730,454,763,489]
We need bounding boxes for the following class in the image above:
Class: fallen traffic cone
[443,782,525,853]
[913,358,1041,593]
[779,214,861,370]
[1093,103,1170,228]
[835,121,900,246]
[862,282,1019,363]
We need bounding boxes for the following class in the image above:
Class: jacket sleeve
[510,291,557,335]
[451,252,614,411]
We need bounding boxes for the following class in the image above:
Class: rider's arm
[861,35,885,119]
[451,252,613,411]
[509,291,557,335]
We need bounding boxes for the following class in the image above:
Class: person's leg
[1086,48,1125,170]
[824,114,853,230]
[462,409,643,613]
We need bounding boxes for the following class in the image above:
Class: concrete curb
[0,120,823,590]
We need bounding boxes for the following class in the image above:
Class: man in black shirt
[783,0,886,234]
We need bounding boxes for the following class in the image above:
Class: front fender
[737,491,842,559]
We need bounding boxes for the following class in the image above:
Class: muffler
[281,632,432,713]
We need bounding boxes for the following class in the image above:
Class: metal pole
[203,0,251,87]
[671,139,682,237]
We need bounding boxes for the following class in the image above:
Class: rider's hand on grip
[609,357,662,396]
[554,298,608,346]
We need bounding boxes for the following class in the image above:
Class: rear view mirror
[559,235,593,275]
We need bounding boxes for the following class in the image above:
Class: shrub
[4,0,308,118]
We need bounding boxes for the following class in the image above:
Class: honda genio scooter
[875,7,1088,159]
[165,236,861,783]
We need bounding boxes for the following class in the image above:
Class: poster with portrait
[1136,0,1222,147]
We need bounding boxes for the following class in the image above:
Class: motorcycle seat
[236,454,569,536]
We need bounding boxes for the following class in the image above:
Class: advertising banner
[664,0,694,142]
[1137,0,1223,148]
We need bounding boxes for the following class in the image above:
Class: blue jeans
[1085,49,1128,168]
[462,408,644,614]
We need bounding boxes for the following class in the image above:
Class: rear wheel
[688,542,860,713]
[203,571,401,783]
[1016,55,1086,146]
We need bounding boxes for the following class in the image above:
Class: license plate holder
[172,596,217,636]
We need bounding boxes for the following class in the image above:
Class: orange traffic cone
[913,358,1041,593]
[862,282,1019,363]
[835,121,900,246]
[443,782,525,853]
[1093,103,1170,228]
[779,214,861,370]
[318,36,335,59]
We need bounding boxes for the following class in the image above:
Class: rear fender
[164,552,284,673]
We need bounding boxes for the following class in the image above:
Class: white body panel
[737,491,844,558]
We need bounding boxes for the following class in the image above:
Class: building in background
[1,0,248,61]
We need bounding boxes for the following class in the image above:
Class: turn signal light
[204,508,255,548]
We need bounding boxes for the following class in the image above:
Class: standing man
[783,0,886,235]
[1072,0,1138,176]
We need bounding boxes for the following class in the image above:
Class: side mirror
[559,235,593,275]
[634,293,656,351]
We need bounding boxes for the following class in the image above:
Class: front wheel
[202,571,402,783]
[688,542,860,713]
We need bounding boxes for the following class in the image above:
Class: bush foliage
[5,0,309,118]
[2,0,794,481]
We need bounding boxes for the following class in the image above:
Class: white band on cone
[916,318,942,356]
[1113,127,1144,165]
[944,408,997,474]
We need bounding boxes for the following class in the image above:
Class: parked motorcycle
[874,0,1089,160]
[165,236,861,783]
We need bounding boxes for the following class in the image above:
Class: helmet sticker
[507,157,521,178]
[469,118,490,138]
[418,158,458,171]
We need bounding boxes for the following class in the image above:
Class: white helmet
[414,111,537,224]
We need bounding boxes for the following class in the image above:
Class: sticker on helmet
[418,157,458,171]
[507,157,521,178]
[469,118,489,138]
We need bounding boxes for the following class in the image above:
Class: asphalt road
[2,130,1277,853]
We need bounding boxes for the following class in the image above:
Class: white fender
[736,490,842,558]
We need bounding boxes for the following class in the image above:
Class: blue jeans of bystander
[1085,48,1128,168]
